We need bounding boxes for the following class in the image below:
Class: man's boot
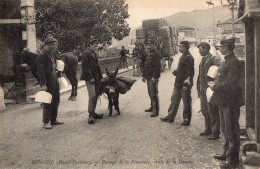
[88,113,95,124]
[145,107,153,112]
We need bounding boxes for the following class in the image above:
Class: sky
[125,0,222,28]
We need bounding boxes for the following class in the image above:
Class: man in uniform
[208,38,244,168]
[37,37,64,129]
[142,39,161,117]
[197,42,221,140]
[160,41,194,126]
[80,39,104,124]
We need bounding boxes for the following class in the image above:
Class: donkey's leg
[72,65,78,97]
[65,71,74,99]
[114,93,120,115]
[108,96,113,117]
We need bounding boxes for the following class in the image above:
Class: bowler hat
[44,37,58,45]
[220,38,235,46]
[197,42,211,50]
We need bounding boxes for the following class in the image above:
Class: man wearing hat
[142,38,161,117]
[80,39,104,124]
[120,46,129,69]
[160,41,194,126]
[197,42,221,140]
[208,38,244,168]
[37,37,64,129]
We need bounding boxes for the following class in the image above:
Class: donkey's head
[104,68,119,94]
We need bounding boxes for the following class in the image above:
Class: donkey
[102,68,120,117]
[21,49,78,101]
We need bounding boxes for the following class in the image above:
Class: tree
[35,0,130,52]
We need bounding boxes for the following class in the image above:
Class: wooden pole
[255,17,260,143]
[245,19,255,129]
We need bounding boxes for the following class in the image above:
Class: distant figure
[120,46,129,69]
[142,39,161,117]
[37,37,64,129]
[160,41,194,126]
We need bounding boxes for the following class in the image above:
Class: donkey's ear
[115,67,118,75]
[105,68,109,75]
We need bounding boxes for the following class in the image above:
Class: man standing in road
[142,38,161,117]
[197,42,221,140]
[208,38,244,168]
[120,46,129,69]
[80,39,104,124]
[160,41,194,126]
[37,37,64,129]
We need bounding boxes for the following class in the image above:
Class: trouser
[132,57,141,75]
[121,57,128,68]
[167,86,192,122]
[200,83,211,132]
[85,81,99,116]
[42,80,60,123]
[219,105,240,162]
[208,103,220,136]
[147,79,159,114]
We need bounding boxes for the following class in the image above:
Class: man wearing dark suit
[142,38,161,117]
[160,41,194,126]
[120,46,129,69]
[80,39,103,124]
[37,37,64,129]
[197,42,221,140]
[208,38,244,168]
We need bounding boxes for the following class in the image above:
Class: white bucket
[206,87,214,103]
[58,77,69,90]
[35,91,52,104]
[56,60,65,71]
[207,65,219,79]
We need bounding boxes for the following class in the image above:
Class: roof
[237,0,260,21]
[178,26,194,30]
[217,18,243,26]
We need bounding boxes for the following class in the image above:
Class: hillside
[114,5,231,47]
[164,6,231,38]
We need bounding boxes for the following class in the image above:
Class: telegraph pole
[206,0,216,45]
[221,0,238,37]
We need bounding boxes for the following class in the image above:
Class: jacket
[174,51,194,88]
[211,53,244,107]
[37,50,58,87]
[197,53,221,95]
[142,48,161,80]
[80,48,102,81]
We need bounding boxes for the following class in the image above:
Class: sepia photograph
[0,0,260,168]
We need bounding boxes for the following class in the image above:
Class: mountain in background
[114,5,232,47]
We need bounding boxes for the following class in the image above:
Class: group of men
[141,38,243,168]
[37,35,243,168]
